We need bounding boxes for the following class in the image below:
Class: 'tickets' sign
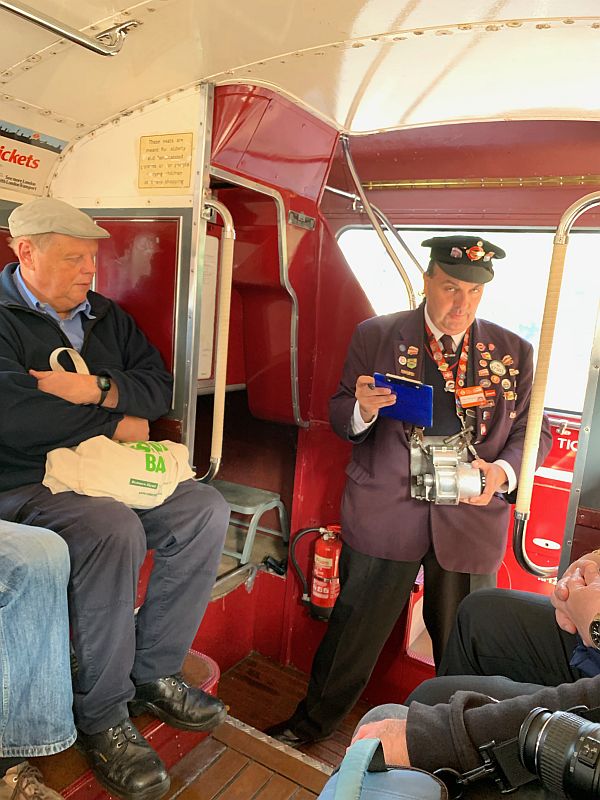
[0,121,67,195]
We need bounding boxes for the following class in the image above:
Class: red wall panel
[94,218,179,372]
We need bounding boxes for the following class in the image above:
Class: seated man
[0,521,75,800]
[0,198,231,800]
[352,550,600,796]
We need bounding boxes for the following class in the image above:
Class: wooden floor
[180,718,331,799]
[217,652,371,768]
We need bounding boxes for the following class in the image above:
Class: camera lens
[519,707,600,799]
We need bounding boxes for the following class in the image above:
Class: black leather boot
[76,718,170,800]
[129,673,227,732]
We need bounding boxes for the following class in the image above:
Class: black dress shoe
[129,673,227,732]
[265,720,317,747]
[76,718,170,800]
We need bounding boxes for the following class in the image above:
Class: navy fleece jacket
[0,263,173,492]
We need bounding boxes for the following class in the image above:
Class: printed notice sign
[138,132,193,189]
[0,120,67,195]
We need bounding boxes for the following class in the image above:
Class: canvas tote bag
[43,348,194,509]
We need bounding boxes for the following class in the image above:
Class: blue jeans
[0,522,75,757]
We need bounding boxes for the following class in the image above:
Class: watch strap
[96,376,111,406]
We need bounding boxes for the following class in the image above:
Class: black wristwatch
[589,613,600,650]
[96,375,111,406]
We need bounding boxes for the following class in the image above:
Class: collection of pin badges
[396,338,519,440]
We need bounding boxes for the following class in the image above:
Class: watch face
[97,376,111,390]
[590,617,600,649]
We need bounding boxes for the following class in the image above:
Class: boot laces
[109,719,138,749]
[167,673,188,693]
[9,764,52,800]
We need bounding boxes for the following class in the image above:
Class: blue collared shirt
[13,265,95,352]
[570,639,600,677]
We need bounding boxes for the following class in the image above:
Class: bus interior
[1,1,600,797]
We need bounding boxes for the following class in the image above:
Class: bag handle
[333,738,385,800]
[49,347,90,375]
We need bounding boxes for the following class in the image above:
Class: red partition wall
[0,228,13,265]
[94,218,179,372]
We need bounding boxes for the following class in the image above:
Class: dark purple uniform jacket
[329,306,553,574]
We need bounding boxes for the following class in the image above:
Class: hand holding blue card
[373,372,433,428]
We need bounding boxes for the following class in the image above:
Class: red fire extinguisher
[290,525,342,621]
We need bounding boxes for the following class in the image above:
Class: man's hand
[351,719,410,766]
[555,552,600,601]
[113,416,149,442]
[551,563,600,644]
[462,460,508,506]
[355,375,396,423]
[551,558,600,638]
[30,369,100,405]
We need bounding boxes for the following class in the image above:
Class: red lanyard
[426,324,471,421]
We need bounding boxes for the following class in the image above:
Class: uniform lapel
[471,318,500,444]
[393,305,427,383]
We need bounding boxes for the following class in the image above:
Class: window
[337,227,600,413]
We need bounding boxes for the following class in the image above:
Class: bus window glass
[337,228,600,414]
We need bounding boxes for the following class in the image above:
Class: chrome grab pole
[324,185,424,276]
[340,136,418,309]
[197,198,235,482]
[513,190,600,577]
[0,1,139,56]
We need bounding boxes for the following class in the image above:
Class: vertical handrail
[197,198,235,482]
[513,190,600,577]
[340,136,417,309]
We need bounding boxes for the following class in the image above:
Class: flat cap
[8,197,110,240]
[422,235,505,284]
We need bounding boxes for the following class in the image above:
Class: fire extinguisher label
[311,577,341,605]
[314,554,333,570]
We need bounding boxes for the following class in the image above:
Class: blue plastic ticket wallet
[373,372,433,428]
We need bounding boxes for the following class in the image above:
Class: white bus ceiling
[0,1,599,203]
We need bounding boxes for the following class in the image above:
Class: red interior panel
[94,218,179,372]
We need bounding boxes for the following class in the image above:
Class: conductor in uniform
[268,235,553,747]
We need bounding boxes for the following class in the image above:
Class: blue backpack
[317,738,447,800]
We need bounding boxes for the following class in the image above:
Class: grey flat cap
[8,198,110,239]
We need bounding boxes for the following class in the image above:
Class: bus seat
[211,480,289,565]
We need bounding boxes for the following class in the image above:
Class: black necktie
[439,334,455,358]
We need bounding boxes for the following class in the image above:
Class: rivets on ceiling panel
[536,23,551,29]
[506,21,522,28]
[563,18,575,25]
[435,29,452,35]
[485,25,500,32]
[351,42,365,48]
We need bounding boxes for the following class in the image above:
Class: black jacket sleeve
[0,359,121,454]
[93,303,172,420]
[406,676,600,774]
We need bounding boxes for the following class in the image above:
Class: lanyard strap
[425,324,471,424]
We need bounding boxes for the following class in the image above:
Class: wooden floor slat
[213,723,328,795]
[218,652,371,768]
[217,761,271,799]
[177,748,249,800]
[254,773,302,800]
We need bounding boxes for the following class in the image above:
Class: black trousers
[0,479,230,734]
[289,541,495,740]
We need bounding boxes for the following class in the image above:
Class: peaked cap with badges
[422,235,505,284]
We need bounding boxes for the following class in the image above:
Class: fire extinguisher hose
[289,527,323,605]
